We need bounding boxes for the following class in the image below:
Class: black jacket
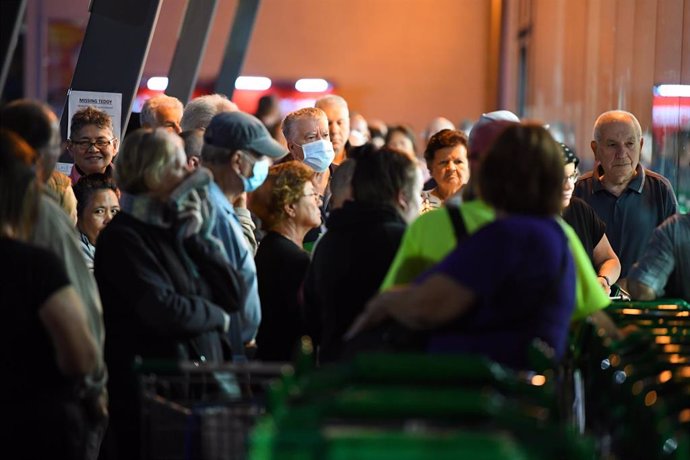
[95,212,231,458]
[303,200,406,362]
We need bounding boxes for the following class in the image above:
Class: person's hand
[177,192,204,238]
[597,276,612,295]
[344,289,404,340]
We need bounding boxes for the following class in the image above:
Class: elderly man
[281,106,334,192]
[380,110,611,324]
[140,94,184,134]
[181,93,238,132]
[279,107,335,250]
[316,94,350,165]
[574,110,678,278]
[201,111,287,349]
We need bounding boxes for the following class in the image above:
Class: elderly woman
[421,129,470,212]
[348,125,576,370]
[72,173,120,271]
[560,143,621,294]
[95,128,239,458]
[252,161,322,361]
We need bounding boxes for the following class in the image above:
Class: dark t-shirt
[0,238,71,396]
[563,196,606,265]
[423,216,575,370]
[255,231,310,361]
[574,165,677,277]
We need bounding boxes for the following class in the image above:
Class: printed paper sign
[67,90,122,141]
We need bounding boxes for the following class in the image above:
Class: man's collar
[593,163,645,194]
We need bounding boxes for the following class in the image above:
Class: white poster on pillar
[67,90,123,141]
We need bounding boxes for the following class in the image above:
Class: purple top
[420,215,575,369]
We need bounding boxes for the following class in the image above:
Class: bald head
[593,110,642,143]
[425,117,455,141]
[591,110,643,187]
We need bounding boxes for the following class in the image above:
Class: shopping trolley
[136,359,291,460]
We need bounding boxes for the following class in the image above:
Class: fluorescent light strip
[656,84,690,97]
[295,78,329,93]
[147,77,169,91]
[235,76,272,91]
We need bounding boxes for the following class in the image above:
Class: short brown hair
[478,124,563,216]
[70,106,114,139]
[254,161,314,229]
[423,129,468,169]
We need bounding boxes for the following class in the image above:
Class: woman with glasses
[252,161,322,361]
[561,143,621,294]
[67,106,119,185]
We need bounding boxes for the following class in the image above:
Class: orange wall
[31,0,493,138]
[501,0,689,165]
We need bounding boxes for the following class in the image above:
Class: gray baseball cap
[204,111,286,159]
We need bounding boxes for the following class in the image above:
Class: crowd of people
[1,91,687,460]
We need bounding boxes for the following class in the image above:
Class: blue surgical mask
[240,157,269,192]
[302,139,335,173]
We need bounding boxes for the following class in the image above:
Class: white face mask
[301,139,335,173]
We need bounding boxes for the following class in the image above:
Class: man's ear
[187,156,200,170]
[590,140,599,161]
[230,150,244,174]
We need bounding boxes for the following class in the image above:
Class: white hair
[140,95,183,128]
[593,110,642,142]
[315,94,349,111]
[180,94,238,131]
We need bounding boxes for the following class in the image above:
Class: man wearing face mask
[201,111,288,350]
[281,107,336,250]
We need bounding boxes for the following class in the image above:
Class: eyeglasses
[303,192,324,202]
[71,138,115,150]
[564,169,580,184]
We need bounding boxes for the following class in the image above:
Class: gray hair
[115,128,182,194]
[592,110,642,142]
[281,107,327,142]
[181,94,238,131]
[315,94,348,110]
[140,95,183,128]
